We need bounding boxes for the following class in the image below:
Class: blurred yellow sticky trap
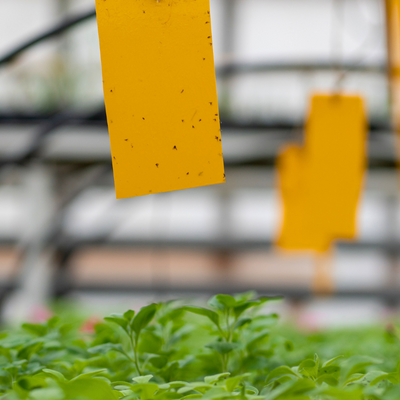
[276,94,367,252]
[95,0,225,199]
[385,0,400,164]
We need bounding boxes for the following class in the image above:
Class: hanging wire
[330,0,385,91]
[356,0,384,26]
[339,0,384,64]
[331,0,346,91]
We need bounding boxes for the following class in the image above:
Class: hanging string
[331,0,346,92]
[330,0,384,89]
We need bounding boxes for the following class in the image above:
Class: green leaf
[316,374,338,386]
[284,340,294,352]
[258,295,284,304]
[0,370,12,387]
[168,381,189,389]
[246,331,270,352]
[158,308,185,326]
[243,385,259,395]
[225,374,251,392]
[178,382,212,394]
[208,295,237,311]
[132,375,153,384]
[30,387,64,400]
[131,303,158,335]
[319,365,340,376]
[42,369,67,382]
[345,373,364,385]
[360,371,392,385]
[206,341,238,355]
[104,314,128,331]
[182,307,220,329]
[0,346,12,362]
[71,369,108,381]
[233,296,282,319]
[299,359,316,369]
[234,291,257,302]
[47,316,60,329]
[251,314,279,330]
[131,383,159,400]
[123,309,135,322]
[88,343,125,356]
[267,366,301,382]
[233,301,259,319]
[234,318,252,330]
[138,331,163,353]
[322,355,344,368]
[340,355,382,381]
[204,372,230,385]
[149,355,168,369]
[21,323,47,336]
[370,372,399,386]
[62,377,119,400]
[17,341,43,360]
[299,358,318,378]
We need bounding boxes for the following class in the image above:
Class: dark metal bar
[58,283,400,303]
[216,61,386,77]
[52,238,400,253]
[0,9,96,67]
[0,111,390,132]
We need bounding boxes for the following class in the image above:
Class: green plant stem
[223,309,233,373]
[127,328,142,376]
[221,353,227,373]
[226,309,231,342]
[133,334,142,376]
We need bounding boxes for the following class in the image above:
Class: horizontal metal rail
[217,61,386,76]
[48,237,399,254]
[0,8,386,77]
[0,278,396,303]
[0,9,96,67]
[60,284,400,304]
[0,113,390,134]
[0,121,394,168]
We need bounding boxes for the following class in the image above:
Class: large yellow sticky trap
[276,94,367,252]
[385,0,400,160]
[95,0,225,199]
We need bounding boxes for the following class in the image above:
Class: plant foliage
[0,292,399,399]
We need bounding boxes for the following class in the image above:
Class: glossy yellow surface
[276,94,367,252]
[95,0,225,199]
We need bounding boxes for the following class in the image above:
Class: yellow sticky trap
[276,94,367,252]
[95,0,225,199]
[385,0,400,160]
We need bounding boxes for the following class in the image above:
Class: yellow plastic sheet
[276,94,367,252]
[95,0,225,199]
[385,0,400,159]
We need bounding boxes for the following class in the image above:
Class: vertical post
[218,0,237,116]
[216,185,232,287]
[385,193,399,308]
[384,0,400,309]
[312,250,334,296]
[2,164,56,324]
[55,0,72,109]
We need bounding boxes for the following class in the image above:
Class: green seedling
[0,293,398,400]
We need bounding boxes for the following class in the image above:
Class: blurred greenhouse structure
[0,0,397,325]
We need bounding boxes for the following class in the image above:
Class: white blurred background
[0,0,396,329]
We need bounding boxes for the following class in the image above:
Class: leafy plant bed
[1,292,400,400]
